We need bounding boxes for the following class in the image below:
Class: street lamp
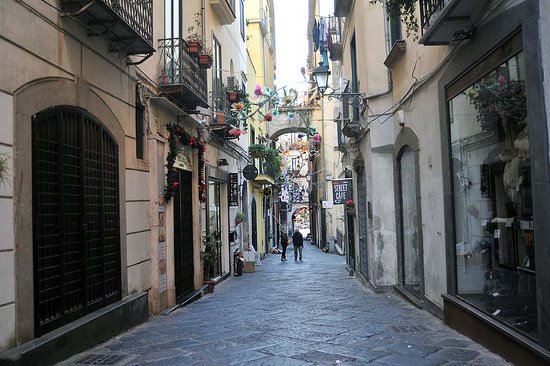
[312,63,331,95]
[312,62,366,108]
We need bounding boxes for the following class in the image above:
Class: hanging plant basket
[198,54,213,69]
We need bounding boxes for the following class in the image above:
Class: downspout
[201,0,206,43]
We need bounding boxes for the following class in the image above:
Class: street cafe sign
[332,178,353,204]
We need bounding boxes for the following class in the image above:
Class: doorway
[397,145,424,297]
[357,170,368,279]
[174,169,194,299]
[32,107,121,336]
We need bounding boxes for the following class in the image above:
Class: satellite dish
[243,165,258,180]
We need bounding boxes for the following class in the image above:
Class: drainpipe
[201,0,206,43]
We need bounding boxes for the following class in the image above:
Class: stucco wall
[0,0,154,344]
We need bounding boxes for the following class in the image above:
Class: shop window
[448,50,536,339]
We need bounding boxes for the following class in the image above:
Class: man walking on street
[292,228,304,261]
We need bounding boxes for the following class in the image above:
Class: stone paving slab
[57,243,513,366]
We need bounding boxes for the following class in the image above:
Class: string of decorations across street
[164,122,207,203]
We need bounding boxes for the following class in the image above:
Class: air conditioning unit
[227,76,236,90]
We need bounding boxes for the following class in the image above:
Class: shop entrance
[174,169,194,299]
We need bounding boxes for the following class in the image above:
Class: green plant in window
[465,73,527,136]
[201,234,219,278]
[370,0,419,40]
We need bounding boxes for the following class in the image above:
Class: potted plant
[198,47,213,69]
[215,111,226,124]
[226,89,239,103]
[201,234,219,292]
[235,211,245,225]
[186,12,204,55]
[0,153,10,187]
[346,199,356,215]
[248,143,267,158]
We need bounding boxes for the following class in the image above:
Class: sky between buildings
[274,0,333,93]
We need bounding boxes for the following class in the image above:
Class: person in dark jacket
[281,232,289,261]
[292,229,304,261]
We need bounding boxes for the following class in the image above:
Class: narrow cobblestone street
[58,244,512,366]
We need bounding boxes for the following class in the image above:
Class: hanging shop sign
[228,173,239,206]
[243,164,258,180]
[332,178,353,204]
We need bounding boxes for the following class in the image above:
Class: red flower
[172,181,179,188]
[346,199,353,207]
[175,127,181,132]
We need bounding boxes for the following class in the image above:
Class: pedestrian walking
[292,228,304,261]
[281,232,289,261]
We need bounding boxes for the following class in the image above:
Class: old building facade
[323,0,550,364]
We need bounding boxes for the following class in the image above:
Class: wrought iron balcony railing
[419,0,484,45]
[420,0,445,31]
[158,38,208,110]
[61,0,154,55]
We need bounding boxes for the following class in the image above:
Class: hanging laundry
[320,47,329,67]
[312,19,319,52]
[319,17,329,49]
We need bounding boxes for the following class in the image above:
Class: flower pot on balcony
[199,54,213,69]
[187,40,202,55]
[215,111,225,124]
[226,91,239,103]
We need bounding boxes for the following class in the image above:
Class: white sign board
[322,200,333,208]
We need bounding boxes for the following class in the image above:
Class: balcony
[334,0,353,17]
[210,0,236,25]
[60,0,154,55]
[158,38,208,111]
[419,0,486,45]
[209,91,243,141]
[342,120,361,138]
[254,165,276,185]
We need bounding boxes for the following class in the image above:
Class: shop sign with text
[332,179,352,204]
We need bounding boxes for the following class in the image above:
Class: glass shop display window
[449,51,537,339]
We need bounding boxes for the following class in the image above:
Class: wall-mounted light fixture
[312,63,366,108]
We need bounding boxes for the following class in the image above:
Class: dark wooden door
[32,107,121,336]
[174,169,194,299]
[357,171,368,279]
[251,199,257,250]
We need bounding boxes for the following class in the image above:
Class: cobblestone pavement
[58,243,513,366]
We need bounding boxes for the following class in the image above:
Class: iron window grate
[74,354,128,365]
